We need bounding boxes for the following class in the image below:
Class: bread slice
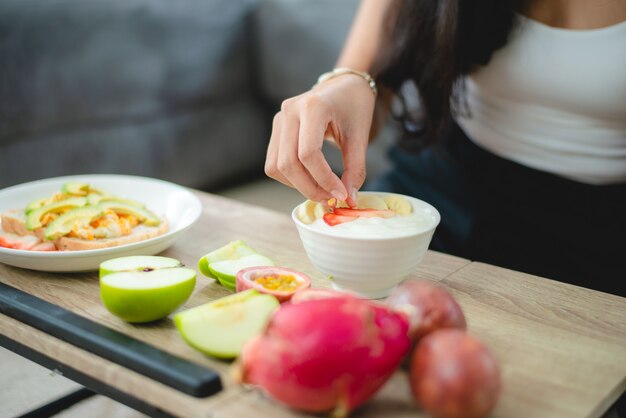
[54,220,169,251]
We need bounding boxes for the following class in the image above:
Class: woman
[263,0,626,297]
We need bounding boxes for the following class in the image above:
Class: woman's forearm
[336,0,394,74]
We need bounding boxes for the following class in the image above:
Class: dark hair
[375,0,528,147]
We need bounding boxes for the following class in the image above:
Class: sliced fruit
[322,212,357,226]
[174,289,279,359]
[209,254,275,291]
[98,201,160,226]
[100,255,183,277]
[62,182,90,196]
[357,194,388,210]
[88,194,145,208]
[290,288,361,304]
[333,208,395,219]
[325,198,349,208]
[100,256,196,323]
[198,240,258,278]
[236,266,311,302]
[383,195,413,215]
[297,200,327,225]
[44,206,103,240]
[25,198,49,214]
[88,186,108,195]
[26,197,88,230]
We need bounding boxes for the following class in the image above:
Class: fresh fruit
[383,194,413,215]
[99,201,160,226]
[99,256,196,323]
[410,329,501,418]
[322,212,357,226]
[209,254,274,291]
[357,194,388,210]
[386,279,466,343]
[333,207,396,219]
[290,287,359,304]
[236,297,410,415]
[297,200,327,224]
[88,194,145,208]
[62,182,90,196]
[26,197,88,230]
[45,206,104,240]
[60,182,107,196]
[236,266,311,302]
[198,240,274,291]
[174,289,279,359]
[25,198,49,214]
[100,255,182,276]
[198,240,256,277]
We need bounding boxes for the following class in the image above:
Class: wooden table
[1,191,625,418]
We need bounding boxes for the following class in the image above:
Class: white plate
[0,174,202,272]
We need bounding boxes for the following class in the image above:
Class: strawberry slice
[333,208,396,219]
[323,212,357,226]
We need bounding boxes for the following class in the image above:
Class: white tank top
[456,15,626,185]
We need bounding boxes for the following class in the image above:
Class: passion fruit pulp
[236,266,311,302]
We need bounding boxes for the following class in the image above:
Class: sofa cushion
[0,0,256,140]
[0,97,268,189]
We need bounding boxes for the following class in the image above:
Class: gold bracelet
[314,68,377,96]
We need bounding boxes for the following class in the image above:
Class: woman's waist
[455,110,626,186]
[444,123,626,214]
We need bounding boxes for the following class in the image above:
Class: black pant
[367,124,626,297]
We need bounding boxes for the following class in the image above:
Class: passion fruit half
[236,266,311,302]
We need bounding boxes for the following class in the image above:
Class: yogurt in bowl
[292,192,440,299]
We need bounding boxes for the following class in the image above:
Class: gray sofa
[0,0,393,191]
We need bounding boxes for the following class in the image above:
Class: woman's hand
[264,74,376,204]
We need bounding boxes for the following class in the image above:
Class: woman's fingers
[341,128,368,206]
[298,96,348,201]
[265,76,374,203]
[276,103,329,201]
[264,113,293,188]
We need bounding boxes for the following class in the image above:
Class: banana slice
[357,194,388,210]
[297,200,327,224]
[383,194,413,215]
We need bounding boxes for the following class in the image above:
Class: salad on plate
[0,181,167,252]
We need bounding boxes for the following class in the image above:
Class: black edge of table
[0,282,222,398]
[1,335,176,418]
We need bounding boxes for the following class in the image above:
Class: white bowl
[292,192,440,299]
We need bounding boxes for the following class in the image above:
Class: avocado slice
[25,197,49,214]
[45,206,104,240]
[62,182,90,196]
[61,182,108,196]
[26,197,88,230]
[87,194,145,208]
[98,201,161,226]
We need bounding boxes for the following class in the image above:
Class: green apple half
[100,256,196,323]
[174,289,279,359]
[198,240,274,291]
